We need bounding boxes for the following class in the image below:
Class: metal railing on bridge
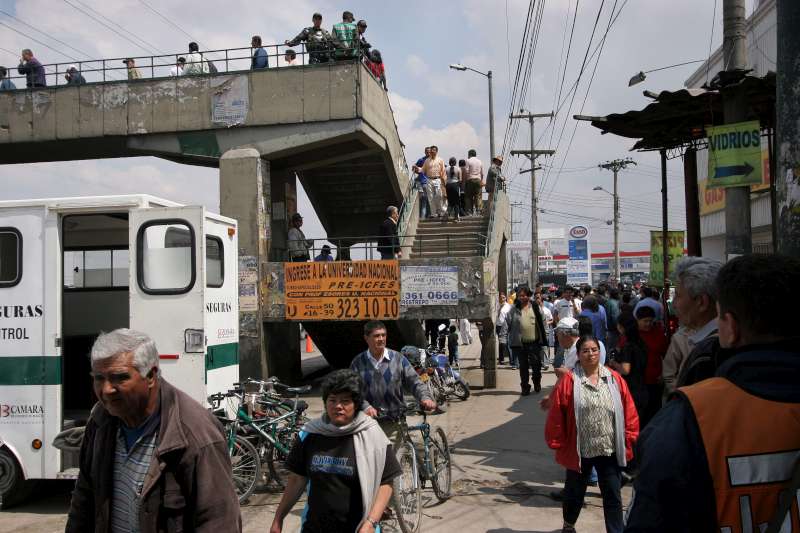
[278,231,489,262]
[4,43,375,89]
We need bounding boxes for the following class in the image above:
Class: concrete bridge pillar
[481,320,497,388]
[220,149,300,381]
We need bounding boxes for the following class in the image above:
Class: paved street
[0,329,627,532]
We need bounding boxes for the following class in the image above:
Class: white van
[0,195,239,505]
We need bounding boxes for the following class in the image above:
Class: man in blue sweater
[351,321,436,448]
[413,147,431,219]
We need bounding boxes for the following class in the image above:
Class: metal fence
[3,43,373,89]
[277,231,488,262]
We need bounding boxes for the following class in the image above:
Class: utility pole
[510,111,555,287]
[598,158,636,282]
[776,0,800,256]
[509,202,525,288]
[488,71,495,158]
[722,0,752,258]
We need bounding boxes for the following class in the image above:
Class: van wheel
[0,448,31,509]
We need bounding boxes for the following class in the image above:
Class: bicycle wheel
[267,428,296,489]
[429,427,452,501]
[229,435,261,504]
[393,441,422,533]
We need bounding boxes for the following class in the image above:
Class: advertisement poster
[649,231,685,285]
[284,260,400,320]
[400,265,459,306]
[211,75,249,127]
[566,225,591,286]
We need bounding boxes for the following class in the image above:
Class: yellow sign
[699,145,771,215]
[706,120,763,188]
[649,231,685,285]
[284,260,400,320]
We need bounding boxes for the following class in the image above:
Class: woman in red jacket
[545,335,639,533]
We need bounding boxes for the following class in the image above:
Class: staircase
[409,215,488,258]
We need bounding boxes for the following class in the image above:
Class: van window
[0,228,22,287]
[137,220,195,294]
[64,249,129,289]
[206,236,224,288]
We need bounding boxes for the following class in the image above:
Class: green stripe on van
[0,356,61,385]
[206,343,239,371]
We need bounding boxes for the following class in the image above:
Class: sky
[0,0,761,253]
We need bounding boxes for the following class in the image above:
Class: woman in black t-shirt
[609,311,649,417]
[271,370,400,533]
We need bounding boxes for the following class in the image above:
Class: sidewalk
[243,327,629,532]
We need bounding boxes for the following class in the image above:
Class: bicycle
[384,402,452,533]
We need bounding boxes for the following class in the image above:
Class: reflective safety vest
[682,377,800,533]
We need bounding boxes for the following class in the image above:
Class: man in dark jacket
[17,48,46,88]
[377,205,401,260]
[66,328,241,533]
[625,254,800,532]
[506,286,548,394]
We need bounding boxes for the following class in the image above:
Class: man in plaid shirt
[350,321,437,448]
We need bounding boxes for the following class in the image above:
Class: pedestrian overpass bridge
[0,59,509,386]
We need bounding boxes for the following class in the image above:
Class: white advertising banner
[400,265,459,306]
[211,75,249,127]
[566,225,591,286]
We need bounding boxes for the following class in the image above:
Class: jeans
[498,342,509,364]
[512,341,542,391]
[418,187,430,219]
[563,455,623,533]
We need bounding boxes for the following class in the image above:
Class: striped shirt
[350,349,433,419]
[576,365,615,458]
[110,428,158,533]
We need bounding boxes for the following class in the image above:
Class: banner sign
[706,120,763,189]
[566,225,591,286]
[699,142,771,215]
[649,231,685,285]
[400,265,459,306]
[284,260,400,320]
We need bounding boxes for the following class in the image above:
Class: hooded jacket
[65,379,241,533]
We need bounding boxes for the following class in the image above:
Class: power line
[60,0,162,56]
[0,9,94,60]
[138,0,206,50]
[0,21,81,62]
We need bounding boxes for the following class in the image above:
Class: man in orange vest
[625,254,800,532]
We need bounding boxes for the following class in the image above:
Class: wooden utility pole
[510,111,554,287]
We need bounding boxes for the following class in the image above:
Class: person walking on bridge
[464,149,484,216]
[377,206,401,260]
[421,145,447,218]
[18,49,45,87]
[286,13,334,64]
[332,10,358,60]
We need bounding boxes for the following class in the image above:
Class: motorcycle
[403,345,448,412]
[426,346,470,401]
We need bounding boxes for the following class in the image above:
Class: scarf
[302,411,390,530]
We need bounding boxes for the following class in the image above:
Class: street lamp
[593,184,620,282]
[627,59,706,86]
[449,63,495,158]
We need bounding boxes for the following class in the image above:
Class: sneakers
[510,365,518,370]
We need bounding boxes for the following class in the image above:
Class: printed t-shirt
[286,433,400,533]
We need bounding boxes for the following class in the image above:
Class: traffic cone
[306,335,313,353]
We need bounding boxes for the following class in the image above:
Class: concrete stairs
[408,215,488,258]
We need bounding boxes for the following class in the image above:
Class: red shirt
[618,324,668,385]
[366,60,384,79]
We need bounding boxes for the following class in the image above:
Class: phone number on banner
[286,297,399,320]
[401,290,459,306]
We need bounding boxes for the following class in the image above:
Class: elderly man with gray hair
[661,256,723,396]
[66,328,241,533]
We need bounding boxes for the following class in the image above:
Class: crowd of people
[412,146,505,221]
[2,12,387,90]
[491,253,800,533]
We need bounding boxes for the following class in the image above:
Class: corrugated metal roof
[578,72,775,151]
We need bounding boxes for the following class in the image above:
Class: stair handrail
[484,181,508,257]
